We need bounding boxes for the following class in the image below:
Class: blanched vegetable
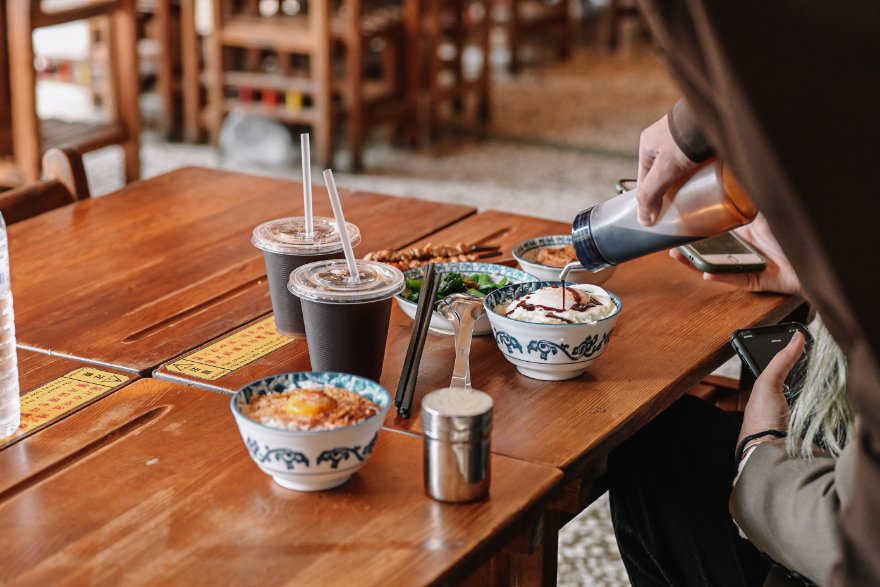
[401,272,509,303]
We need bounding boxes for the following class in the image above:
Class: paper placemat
[165,316,295,381]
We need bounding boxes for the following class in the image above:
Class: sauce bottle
[571,160,757,271]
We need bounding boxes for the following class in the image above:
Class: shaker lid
[288,259,404,303]
[422,387,493,441]
[251,216,361,255]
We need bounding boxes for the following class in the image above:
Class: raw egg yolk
[284,389,337,417]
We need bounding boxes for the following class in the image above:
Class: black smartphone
[730,322,813,400]
[678,232,767,273]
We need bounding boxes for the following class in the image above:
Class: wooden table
[150,209,803,583]
[9,167,474,375]
[0,378,562,585]
[155,209,801,481]
[1,348,135,485]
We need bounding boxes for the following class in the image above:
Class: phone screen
[689,233,753,255]
[737,324,805,373]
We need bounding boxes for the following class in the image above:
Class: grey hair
[786,317,852,459]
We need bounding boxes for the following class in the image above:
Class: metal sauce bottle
[571,160,757,271]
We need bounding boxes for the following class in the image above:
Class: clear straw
[322,169,359,281]
[301,133,314,238]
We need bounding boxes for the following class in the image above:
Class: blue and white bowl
[395,262,538,336]
[484,281,623,381]
[513,235,615,285]
[231,372,390,491]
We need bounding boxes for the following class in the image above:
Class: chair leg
[507,0,521,74]
[206,0,227,146]
[313,13,334,168]
[427,0,442,139]
[347,38,365,171]
[452,0,465,112]
[7,2,42,183]
[557,0,571,61]
[404,0,421,147]
[113,0,142,182]
[477,0,491,123]
[180,0,202,142]
[155,0,179,140]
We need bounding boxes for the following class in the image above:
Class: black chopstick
[398,268,441,418]
[395,263,437,408]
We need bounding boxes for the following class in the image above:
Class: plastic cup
[252,217,361,338]
[288,259,405,381]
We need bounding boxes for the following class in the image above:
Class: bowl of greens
[396,262,537,335]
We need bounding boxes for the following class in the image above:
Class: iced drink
[288,259,404,381]
[252,217,361,337]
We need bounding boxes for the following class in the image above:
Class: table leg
[507,509,560,586]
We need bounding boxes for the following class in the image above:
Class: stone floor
[35,22,687,586]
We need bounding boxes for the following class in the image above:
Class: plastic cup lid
[288,259,405,303]
[251,216,361,256]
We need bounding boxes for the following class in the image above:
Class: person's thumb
[760,331,806,389]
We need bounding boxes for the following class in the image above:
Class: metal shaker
[422,387,493,503]
[571,160,757,271]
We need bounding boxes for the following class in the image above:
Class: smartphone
[730,322,813,400]
[678,232,767,273]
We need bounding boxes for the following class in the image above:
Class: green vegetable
[401,271,510,303]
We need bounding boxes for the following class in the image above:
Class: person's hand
[737,331,805,450]
[669,215,803,297]
[636,114,700,226]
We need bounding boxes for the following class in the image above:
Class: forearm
[730,440,847,585]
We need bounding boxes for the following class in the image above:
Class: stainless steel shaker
[571,160,757,271]
[422,387,493,503]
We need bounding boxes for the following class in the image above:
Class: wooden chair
[413,0,491,141]
[1,0,141,188]
[205,0,408,170]
[0,147,91,225]
[494,0,571,74]
[603,0,642,51]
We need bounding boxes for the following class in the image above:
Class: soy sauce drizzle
[546,312,573,323]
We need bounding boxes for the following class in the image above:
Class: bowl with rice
[231,372,390,491]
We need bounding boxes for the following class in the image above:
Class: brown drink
[288,259,404,381]
[252,217,361,338]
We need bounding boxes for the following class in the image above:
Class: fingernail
[637,212,657,226]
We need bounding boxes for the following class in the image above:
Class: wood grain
[0,379,562,586]
[382,212,801,478]
[0,348,136,487]
[154,210,800,482]
[9,167,474,375]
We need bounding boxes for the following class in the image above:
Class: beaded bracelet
[735,429,787,466]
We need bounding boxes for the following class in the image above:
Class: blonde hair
[786,317,852,459]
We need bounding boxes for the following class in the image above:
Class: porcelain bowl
[231,372,390,491]
[512,235,615,285]
[484,281,622,381]
[395,262,537,336]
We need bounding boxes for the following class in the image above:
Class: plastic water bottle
[0,212,20,438]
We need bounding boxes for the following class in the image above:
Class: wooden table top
[0,378,562,586]
[9,167,474,375]
[0,348,135,483]
[155,210,801,479]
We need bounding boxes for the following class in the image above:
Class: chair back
[0,148,90,225]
